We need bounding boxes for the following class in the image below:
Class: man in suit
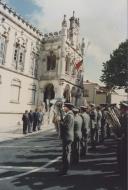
[59,103,74,175]
[22,110,29,134]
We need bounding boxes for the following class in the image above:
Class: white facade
[83,81,107,105]
[0,2,85,129]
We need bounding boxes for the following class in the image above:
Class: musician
[89,103,98,150]
[72,108,83,163]
[80,106,90,157]
[59,103,74,175]
[96,106,102,142]
[52,101,64,137]
[118,101,128,190]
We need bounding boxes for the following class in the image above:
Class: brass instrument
[106,107,121,137]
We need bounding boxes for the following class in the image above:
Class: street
[0,128,122,190]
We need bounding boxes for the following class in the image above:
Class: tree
[100,40,128,89]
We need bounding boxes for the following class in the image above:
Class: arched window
[47,51,56,71]
[63,84,70,102]
[28,84,36,104]
[13,38,26,72]
[0,35,6,65]
[65,56,70,74]
[10,79,21,103]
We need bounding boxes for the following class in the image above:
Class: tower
[69,11,80,49]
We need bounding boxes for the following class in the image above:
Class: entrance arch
[63,84,70,103]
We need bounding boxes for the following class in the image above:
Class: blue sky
[7,0,42,24]
[5,0,127,84]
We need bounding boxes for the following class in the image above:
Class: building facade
[83,80,107,105]
[0,2,85,129]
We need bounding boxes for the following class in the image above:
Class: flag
[75,59,83,70]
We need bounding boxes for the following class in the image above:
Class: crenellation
[0,1,43,38]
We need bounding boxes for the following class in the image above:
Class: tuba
[106,107,121,137]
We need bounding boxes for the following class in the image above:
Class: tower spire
[62,14,67,27]
[73,10,75,18]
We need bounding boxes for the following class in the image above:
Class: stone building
[0,2,85,129]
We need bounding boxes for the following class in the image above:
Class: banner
[75,59,83,70]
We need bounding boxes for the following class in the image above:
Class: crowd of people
[22,108,44,134]
[52,101,127,189]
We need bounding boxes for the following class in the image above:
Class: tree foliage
[100,40,128,89]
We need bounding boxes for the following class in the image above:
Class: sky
[5,0,127,84]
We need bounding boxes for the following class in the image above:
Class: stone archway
[63,84,70,103]
[44,83,55,111]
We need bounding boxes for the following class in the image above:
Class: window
[65,56,70,74]
[13,43,25,72]
[47,51,56,71]
[10,79,21,103]
[28,84,36,104]
[0,36,6,65]
[30,52,39,78]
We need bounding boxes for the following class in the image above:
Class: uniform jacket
[81,112,90,134]
[74,114,83,140]
[61,110,74,143]
[90,109,97,129]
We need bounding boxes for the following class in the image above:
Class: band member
[80,106,90,157]
[59,103,74,175]
[117,101,128,190]
[96,106,102,142]
[89,104,98,150]
[72,108,83,164]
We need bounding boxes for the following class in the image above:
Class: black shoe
[88,147,96,151]
[58,170,68,176]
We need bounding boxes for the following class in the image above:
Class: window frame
[0,35,6,65]
[10,79,21,103]
[28,84,36,105]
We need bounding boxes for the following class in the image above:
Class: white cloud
[29,0,126,83]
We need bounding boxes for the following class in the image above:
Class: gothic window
[30,52,39,78]
[18,46,25,72]
[10,79,21,103]
[65,56,70,74]
[13,43,25,72]
[28,84,36,104]
[47,51,56,71]
[0,35,6,65]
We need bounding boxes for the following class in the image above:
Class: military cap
[72,107,79,113]
[90,103,95,107]
[100,103,108,107]
[63,103,74,109]
[80,106,88,111]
